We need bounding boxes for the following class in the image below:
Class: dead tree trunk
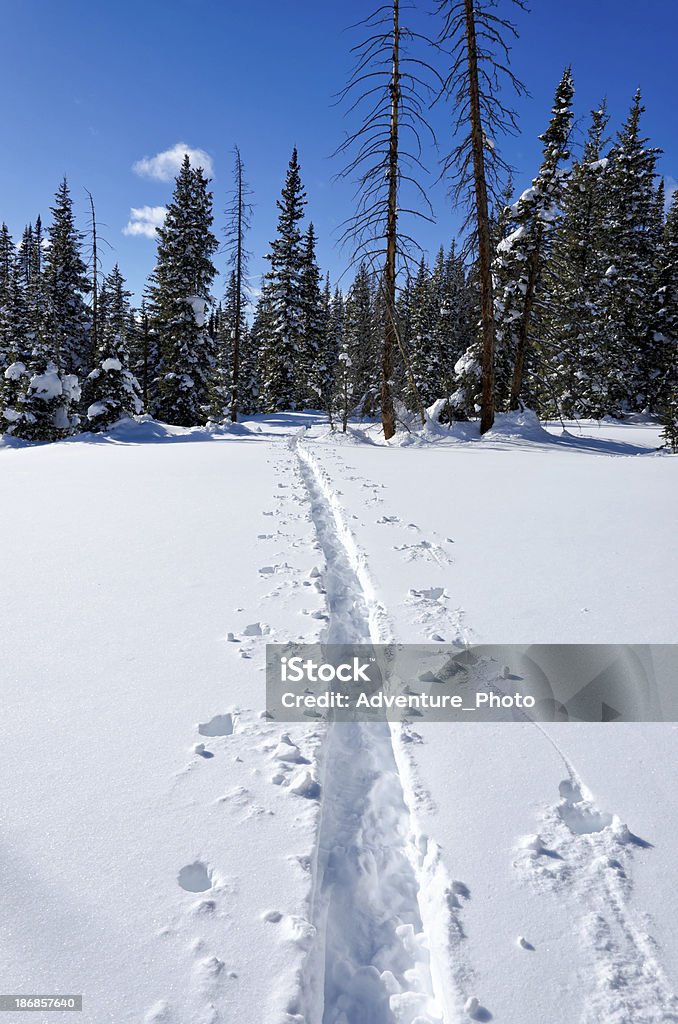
[86,189,98,370]
[231,150,244,423]
[381,0,400,441]
[463,0,495,434]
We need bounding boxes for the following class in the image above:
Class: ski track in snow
[294,436,678,1024]
[145,426,677,1024]
[294,437,460,1024]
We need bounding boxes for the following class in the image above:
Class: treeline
[1,89,677,447]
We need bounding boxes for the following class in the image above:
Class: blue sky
[1,0,676,302]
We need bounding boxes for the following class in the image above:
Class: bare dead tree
[435,0,526,434]
[85,189,99,370]
[336,1,438,439]
[224,146,253,422]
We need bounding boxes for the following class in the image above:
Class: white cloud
[132,142,214,182]
[665,175,677,213]
[122,205,167,239]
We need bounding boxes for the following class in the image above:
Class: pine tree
[149,155,219,426]
[82,265,141,430]
[9,350,81,442]
[406,258,440,407]
[299,224,330,408]
[658,189,678,449]
[43,178,91,377]
[598,91,661,414]
[258,148,307,411]
[0,226,21,370]
[0,224,28,427]
[4,214,81,441]
[494,68,575,411]
[128,300,159,414]
[340,264,380,416]
[540,103,612,416]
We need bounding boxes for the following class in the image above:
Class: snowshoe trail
[294,439,449,1024]
[517,737,678,1023]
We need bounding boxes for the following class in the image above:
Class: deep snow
[0,412,676,1024]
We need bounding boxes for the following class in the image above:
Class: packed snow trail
[295,439,445,1024]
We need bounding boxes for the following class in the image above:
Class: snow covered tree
[539,103,612,416]
[258,148,307,411]
[299,223,330,408]
[406,258,440,407]
[43,178,91,377]
[494,68,575,411]
[8,354,81,442]
[4,214,81,441]
[129,300,159,414]
[0,224,29,427]
[0,226,21,371]
[658,188,678,449]
[82,265,141,431]
[340,264,381,416]
[327,285,345,422]
[597,91,662,414]
[149,155,219,426]
[17,219,47,359]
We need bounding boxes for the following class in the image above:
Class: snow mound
[484,409,554,444]
[68,415,256,445]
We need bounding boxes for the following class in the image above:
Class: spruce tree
[82,265,141,430]
[43,178,91,376]
[341,264,380,416]
[494,68,575,411]
[540,104,612,417]
[258,148,307,411]
[5,214,81,441]
[129,300,159,414]
[406,258,440,408]
[299,224,329,408]
[598,91,661,414]
[10,353,81,442]
[658,189,678,448]
[149,155,219,426]
[0,224,28,427]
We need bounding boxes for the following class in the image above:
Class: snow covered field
[1,413,677,1024]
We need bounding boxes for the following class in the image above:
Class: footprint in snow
[193,743,214,759]
[409,586,447,601]
[178,861,213,893]
[464,995,492,1021]
[144,1001,172,1023]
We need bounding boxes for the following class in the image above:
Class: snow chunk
[187,294,206,326]
[30,369,63,400]
[288,769,320,799]
[198,713,234,737]
[101,357,123,372]
[4,361,27,381]
[87,402,108,420]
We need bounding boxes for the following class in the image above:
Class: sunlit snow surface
[0,411,676,1024]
